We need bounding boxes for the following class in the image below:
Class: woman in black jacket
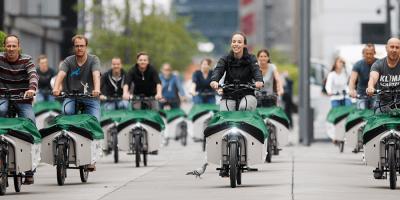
[210,32,264,111]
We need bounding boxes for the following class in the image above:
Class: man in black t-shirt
[100,57,129,110]
[367,38,400,114]
[123,52,162,111]
[36,55,57,102]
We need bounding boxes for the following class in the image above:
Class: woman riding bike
[325,56,351,107]
[190,58,216,104]
[210,32,263,111]
[256,49,284,107]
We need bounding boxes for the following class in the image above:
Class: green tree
[81,1,198,72]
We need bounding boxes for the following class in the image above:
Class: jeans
[331,98,352,107]
[61,98,101,122]
[0,100,36,124]
[193,95,216,104]
[104,100,130,111]
[220,95,257,111]
[159,102,179,109]
[36,93,55,102]
[356,92,376,110]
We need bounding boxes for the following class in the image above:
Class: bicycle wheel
[181,126,187,146]
[389,145,397,189]
[13,174,21,192]
[230,143,237,188]
[135,135,141,167]
[56,145,66,186]
[237,167,242,185]
[113,133,119,163]
[143,152,147,166]
[0,154,6,195]
[203,137,206,152]
[266,136,272,163]
[339,141,344,153]
[79,167,89,183]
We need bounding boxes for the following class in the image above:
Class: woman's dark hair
[257,49,272,63]
[330,56,345,72]
[230,31,247,45]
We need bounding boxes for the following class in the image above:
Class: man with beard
[367,38,400,114]
[349,43,378,109]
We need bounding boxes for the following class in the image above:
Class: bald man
[366,38,400,114]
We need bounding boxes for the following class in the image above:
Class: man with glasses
[52,35,102,123]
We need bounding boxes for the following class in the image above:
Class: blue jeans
[356,92,376,110]
[331,98,352,107]
[36,93,55,102]
[159,102,179,109]
[61,98,101,122]
[0,100,36,124]
[193,95,216,104]
[104,100,129,111]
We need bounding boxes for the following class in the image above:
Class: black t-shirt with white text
[371,57,400,102]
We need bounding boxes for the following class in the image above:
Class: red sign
[241,13,254,35]
[241,0,253,6]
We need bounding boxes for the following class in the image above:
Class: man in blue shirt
[159,63,186,109]
[348,43,378,109]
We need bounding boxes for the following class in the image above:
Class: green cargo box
[187,103,219,122]
[162,108,186,123]
[344,109,374,132]
[362,113,400,144]
[256,107,290,129]
[33,101,62,116]
[39,114,104,140]
[204,111,269,144]
[0,117,42,143]
[100,110,129,126]
[117,110,165,132]
[326,105,356,125]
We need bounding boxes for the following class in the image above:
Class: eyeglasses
[73,45,87,49]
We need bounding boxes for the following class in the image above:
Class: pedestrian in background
[36,55,57,102]
[281,70,294,128]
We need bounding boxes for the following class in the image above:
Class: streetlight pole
[387,0,392,39]
[298,0,312,146]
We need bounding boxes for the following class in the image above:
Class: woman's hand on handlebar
[255,81,263,89]
[210,81,219,90]
[24,90,35,99]
[189,90,196,96]
[122,92,131,100]
[277,89,284,96]
[327,92,333,96]
[366,87,375,96]
[52,89,60,97]
[92,90,100,97]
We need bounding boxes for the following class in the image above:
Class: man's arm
[155,84,162,100]
[366,71,379,96]
[24,58,38,98]
[52,71,67,97]
[92,71,101,97]
[348,71,358,98]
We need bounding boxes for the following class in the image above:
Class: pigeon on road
[186,163,208,179]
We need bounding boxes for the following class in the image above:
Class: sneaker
[24,175,34,185]
[219,169,229,177]
[88,163,96,172]
[373,168,383,179]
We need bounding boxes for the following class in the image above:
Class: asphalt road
[2,114,400,200]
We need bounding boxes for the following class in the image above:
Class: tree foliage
[82,1,198,72]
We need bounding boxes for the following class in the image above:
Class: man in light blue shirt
[348,43,378,109]
[159,63,186,109]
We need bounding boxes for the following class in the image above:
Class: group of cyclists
[6,30,399,188]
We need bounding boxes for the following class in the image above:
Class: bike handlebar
[59,92,96,98]
[130,95,156,100]
[103,96,123,101]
